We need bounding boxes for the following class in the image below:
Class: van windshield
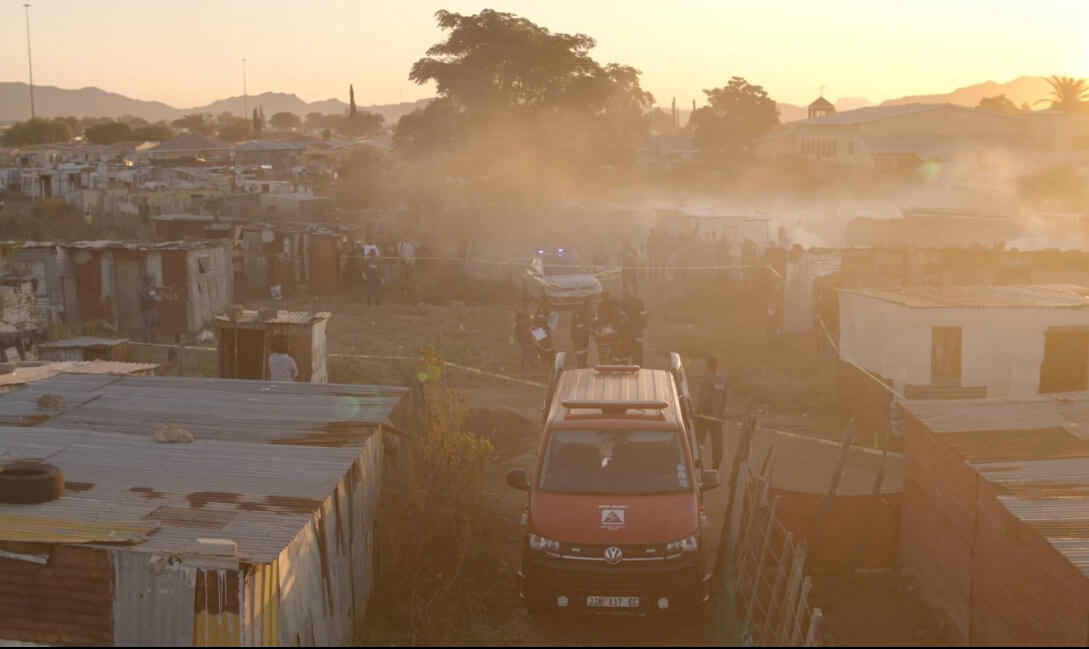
[537,429,690,495]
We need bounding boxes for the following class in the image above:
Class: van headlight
[528,534,560,553]
[666,534,699,553]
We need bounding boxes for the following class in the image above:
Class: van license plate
[586,596,639,608]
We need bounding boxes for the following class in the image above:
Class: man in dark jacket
[571,299,592,368]
[696,355,728,470]
[138,273,162,343]
[363,249,382,307]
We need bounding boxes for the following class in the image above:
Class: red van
[507,353,720,614]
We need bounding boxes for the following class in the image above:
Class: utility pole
[242,58,248,117]
[24,4,35,119]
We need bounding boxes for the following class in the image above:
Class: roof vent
[0,461,65,504]
[561,399,668,415]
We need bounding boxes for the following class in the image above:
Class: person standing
[268,334,299,382]
[533,295,557,364]
[137,273,162,343]
[363,248,383,307]
[571,299,592,369]
[696,355,728,470]
[619,287,647,365]
[592,242,608,273]
[513,297,534,370]
[621,241,639,295]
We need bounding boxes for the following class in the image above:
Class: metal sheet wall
[111,550,196,646]
[0,544,113,645]
[277,437,381,645]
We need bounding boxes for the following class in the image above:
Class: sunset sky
[0,0,1086,109]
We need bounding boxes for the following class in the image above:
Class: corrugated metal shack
[65,240,233,337]
[0,242,78,326]
[37,336,129,362]
[214,310,330,383]
[0,373,407,646]
[902,394,1089,645]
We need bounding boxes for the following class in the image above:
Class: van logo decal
[604,546,623,565]
[600,505,627,529]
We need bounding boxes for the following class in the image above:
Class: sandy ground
[223,273,948,645]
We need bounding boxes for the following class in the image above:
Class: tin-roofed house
[65,241,233,338]
[0,373,408,646]
[0,242,79,327]
[838,285,1089,429]
[901,394,1089,645]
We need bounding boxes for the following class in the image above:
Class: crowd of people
[512,287,647,371]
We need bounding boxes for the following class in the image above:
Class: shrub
[364,346,505,644]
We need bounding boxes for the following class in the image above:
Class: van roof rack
[561,399,668,415]
[594,365,641,374]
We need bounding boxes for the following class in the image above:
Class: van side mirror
[700,469,721,491]
[506,468,530,491]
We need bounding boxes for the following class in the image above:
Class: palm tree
[1036,75,1089,113]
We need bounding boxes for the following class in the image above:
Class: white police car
[522,249,606,307]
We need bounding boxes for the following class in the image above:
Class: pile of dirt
[465,407,538,460]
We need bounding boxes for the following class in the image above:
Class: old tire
[0,461,65,504]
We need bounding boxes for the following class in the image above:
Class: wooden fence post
[812,417,855,554]
[855,403,898,563]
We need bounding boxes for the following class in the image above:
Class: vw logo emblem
[604,546,623,565]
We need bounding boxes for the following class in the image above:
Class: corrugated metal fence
[718,459,823,646]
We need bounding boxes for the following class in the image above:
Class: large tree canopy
[394,9,654,199]
[1,118,74,146]
[691,77,779,159]
[85,121,134,145]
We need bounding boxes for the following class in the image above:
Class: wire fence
[722,457,823,646]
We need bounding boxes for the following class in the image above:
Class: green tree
[977,94,1021,115]
[170,113,216,135]
[132,124,174,141]
[337,147,390,207]
[54,116,81,137]
[395,9,653,198]
[117,114,149,128]
[1037,75,1089,113]
[252,108,262,137]
[217,117,253,142]
[691,77,779,158]
[84,121,134,145]
[339,111,384,137]
[349,84,357,117]
[269,111,302,130]
[1,118,74,146]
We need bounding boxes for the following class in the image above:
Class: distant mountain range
[0,82,430,125]
[0,75,1062,127]
[774,76,1054,123]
